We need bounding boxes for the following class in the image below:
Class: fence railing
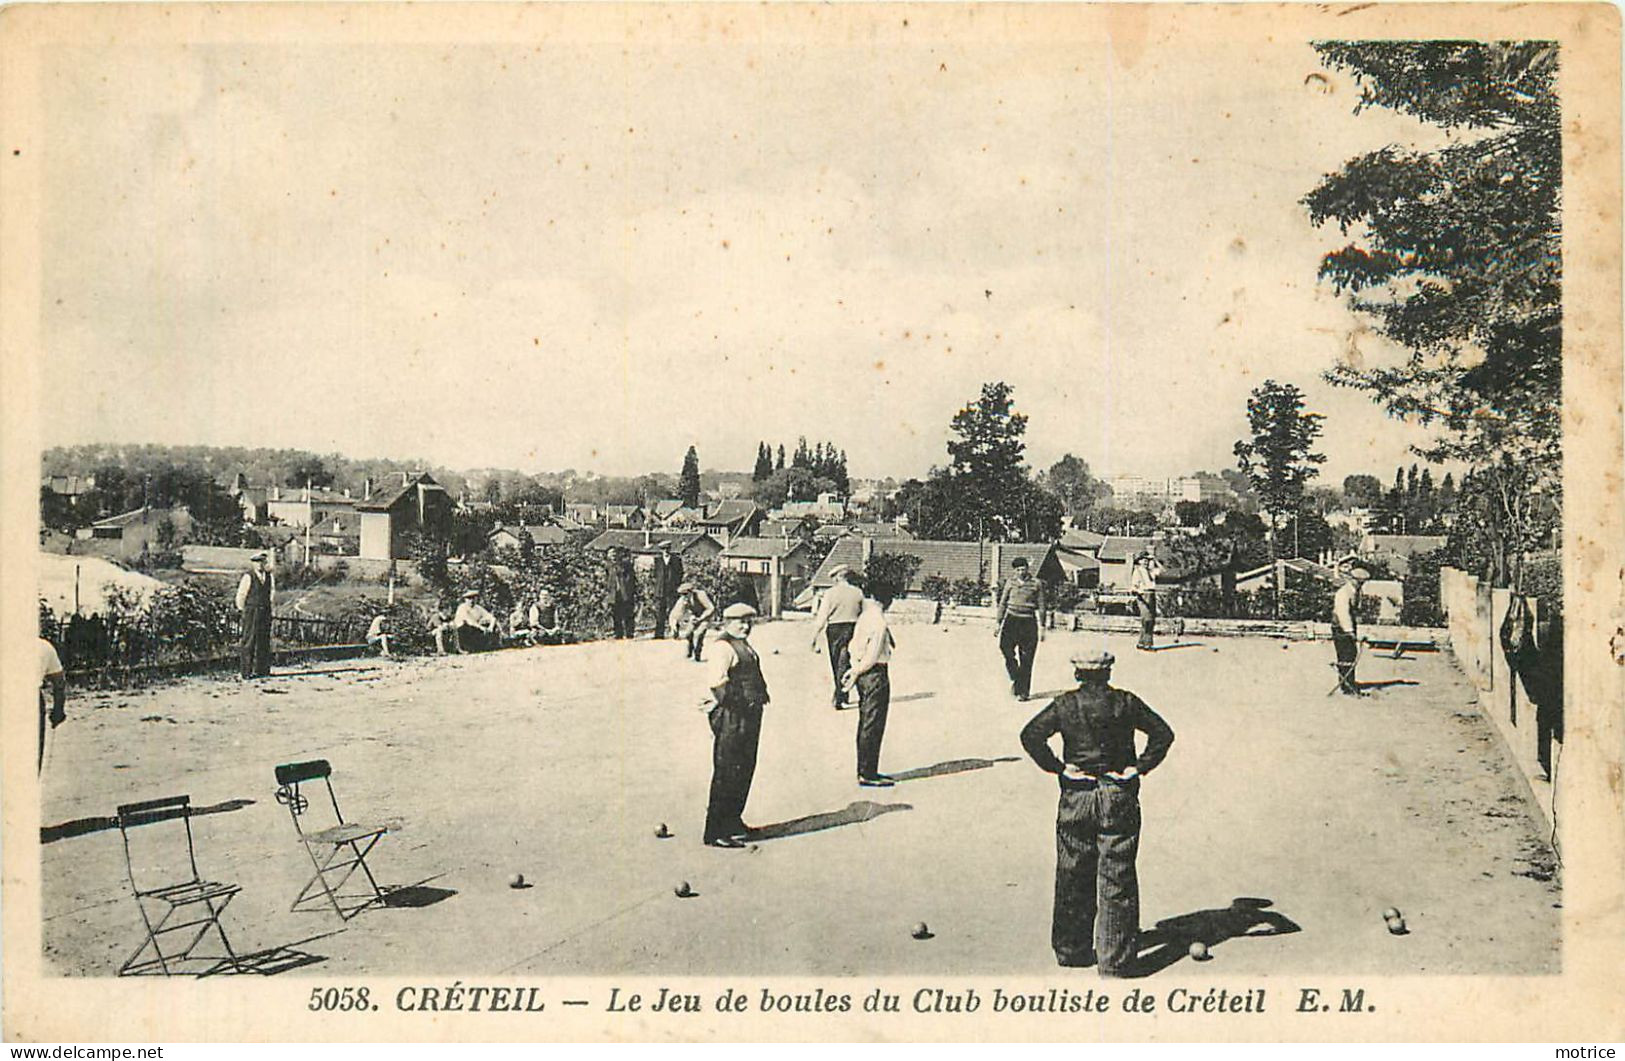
[43,609,364,679]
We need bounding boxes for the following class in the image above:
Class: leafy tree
[775,444,785,472]
[1044,454,1110,518]
[678,446,702,508]
[1233,380,1326,556]
[1304,41,1560,587]
[1343,474,1384,508]
[862,551,923,604]
[752,443,774,482]
[285,456,336,489]
[1175,500,1222,529]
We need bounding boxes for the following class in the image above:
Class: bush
[920,575,953,603]
[1400,549,1446,627]
[865,552,923,603]
[1052,581,1084,614]
[950,577,989,606]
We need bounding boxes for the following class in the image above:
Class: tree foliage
[1304,41,1561,584]
[1041,454,1111,517]
[678,446,702,508]
[1233,380,1327,553]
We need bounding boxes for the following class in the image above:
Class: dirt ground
[40,615,1561,977]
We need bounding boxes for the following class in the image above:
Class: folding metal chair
[274,759,389,919]
[115,795,243,976]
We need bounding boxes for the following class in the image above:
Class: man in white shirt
[1130,551,1161,651]
[454,590,499,652]
[366,613,392,657]
[810,565,865,709]
[38,637,66,773]
[1332,568,1369,696]
[699,604,771,848]
[842,580,897,787]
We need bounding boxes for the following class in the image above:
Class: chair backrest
[115,795,200,895]
[274,760,345,834]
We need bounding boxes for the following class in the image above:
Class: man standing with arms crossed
[810,564,864,709]
[996,556,1047,701]
[235,551,275,680]
[1021,648,1174,975]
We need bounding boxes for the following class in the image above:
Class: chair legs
[119,892,242,977]
[292,834,387,919]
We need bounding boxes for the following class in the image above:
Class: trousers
[704,699,763,843]
[1001,617,1039,698]
[855,665,891,778]
[1136,593,1157,649]
[825,622,856,705]
[610,600,637,639]
[240,605,272,678]
[1333,629,1359,693]
[1053,781,1142,973]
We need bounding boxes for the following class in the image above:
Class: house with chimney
[264,484,360,529]
[355,472,454,561]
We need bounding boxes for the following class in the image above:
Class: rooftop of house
[720,536,812,560]
[586,529,716,554]
[701,500,760,526]
[1097,536,1156,563]
[1363,534,1449,556]
[355,473,447,513]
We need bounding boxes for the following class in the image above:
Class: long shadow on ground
[889,756,1021,783]
[233,931,345,975]
[748,801,911,842]
[1131,897,1301,976]
[42,797,256,845]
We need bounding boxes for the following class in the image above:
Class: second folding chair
[274,759,390,920]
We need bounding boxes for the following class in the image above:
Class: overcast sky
[38,8,1453,485]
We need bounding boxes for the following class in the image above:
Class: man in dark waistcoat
[1020,648,1174,975]
[235,552,275,679]
[698,603,770,848]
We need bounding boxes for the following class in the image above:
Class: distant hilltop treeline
[40,442,754,508]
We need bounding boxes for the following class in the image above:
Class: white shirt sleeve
[40,639,64,682]
[704,640,737,694]
[1333,585,1357,632]
[236,574,252,610]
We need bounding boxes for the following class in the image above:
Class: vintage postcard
[2,2,1620,1044]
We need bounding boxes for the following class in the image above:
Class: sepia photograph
[2,1,1620,1044]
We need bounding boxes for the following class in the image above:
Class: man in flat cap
[996,555,1048,700]
[669,580,716,661]
[1332,567,1370,696]
[810,563,864,709]
[235,551,276,679]
[1020,647,1174,975]
[698,603,770,848]
[651,540,684,640]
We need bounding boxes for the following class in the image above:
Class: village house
[1095,536,1157,592]
[773,492,847,522]
[585,529,722,568]
[264,484,360,530]
[73,505,193,559]
[487,522,578,552]
[565,502,600,526]
[222,472,271,524]
[1360,533,1449,577]
[811,521,915,544]
[699,500,764,547]
[719,536,820,617]
[603,504,646,529]
[355,472,454,561]
[757,517,817,542]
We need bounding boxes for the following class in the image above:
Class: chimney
[363,477,373,500]
[401,471,410,488]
